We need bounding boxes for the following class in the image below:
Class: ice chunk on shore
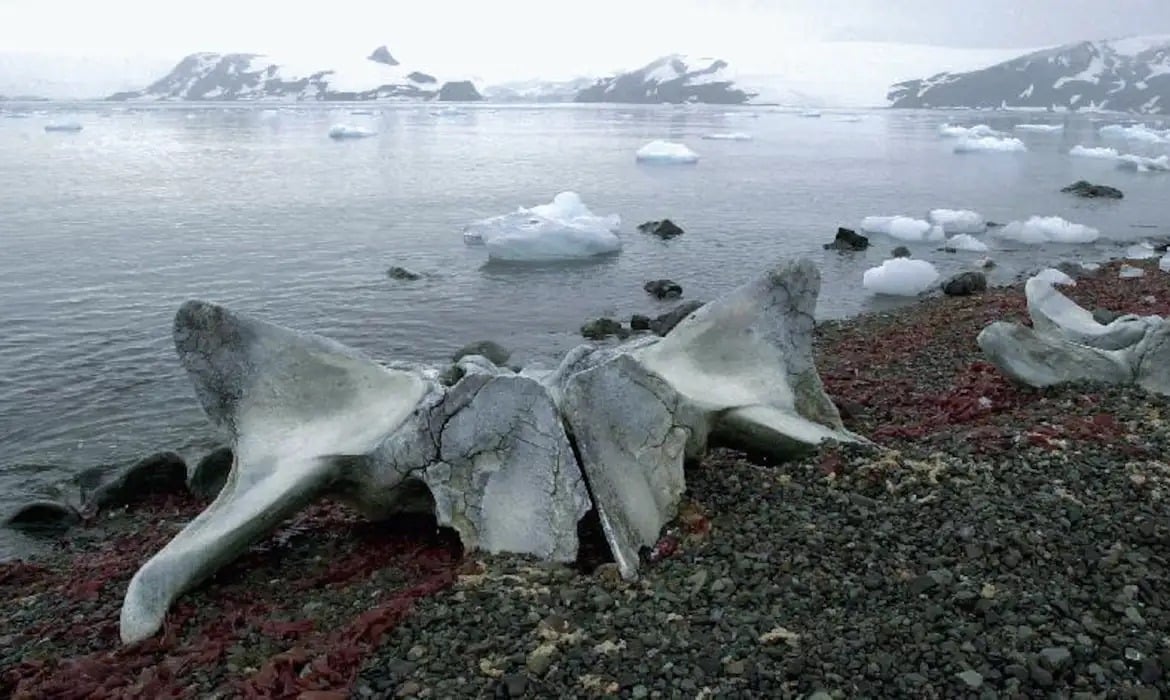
[1099,124,1168,143]
[939,124,1000,138]
[860,216,944,242]
[700,132,752,141]
[44,121,83,132]
[1032,268,1076,286]
[998,216,1099,244]
[947,234,990,252]
[1160,253,1170,273]
[929,209,986,234]
[1117,154,1170,172]
[862,258,940,297]
[954,136,1027,153]
[1126,241,1158,259]
[1119,264,1146,278]
[462,191,622,261]
[1014,123,1063,132]
[328,124,375,139]
[1069,145,1119,159]
[636,140,699,164]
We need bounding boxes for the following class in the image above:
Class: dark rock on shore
[652,300,705,336]
[90,451,188,511]
[452,340,511,366]
[644,279,683,299]
[892,246,911,258]
[638,220,685,239]
[823,227,869,251]
[387,266,423,281]
[581,318,629,340]
[4,500,81,533]
[189,447,233,501]
[942,271,988,297]
[1062,180,1124,199]
[630,314,652,331]
[1056,261,1101,279]
[1093,308,1124,325]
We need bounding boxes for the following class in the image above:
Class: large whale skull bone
[120,258,862,644]
[977,271,1170,394]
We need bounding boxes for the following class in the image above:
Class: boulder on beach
[823,227,870,251]
[644,279,683,299]
[189,447,233,501]
[581,318,629,340]
[651,300,705,336]
[1061,180,1123,199]
[452,340,511,366]
[942,271,988,297]
[4,500,81,533]
[638,219,685,239]
[90,451,188,511]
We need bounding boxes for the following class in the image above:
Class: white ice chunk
[998,216,1100,244]
[947,234,990,252]
[1117,154,1170,172]
[328,124,375,139]
[700,132,752,141]
[1069,145,1119,159]
[462,191,622,262]
[1099,124,1168,143]
[939,123,1000,138]
[1127,241,1159,259]
[954,136,1027,153]
[862,258,940,297]
[1120,264,1146,278]
[1160,253,1170,273]
[1014,123,1064,132]
[929,208,986,234]
[1031,268,1077,287]
[635,140,700,164]
[860,216,944,242]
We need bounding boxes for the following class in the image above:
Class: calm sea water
[1,102,1167,559]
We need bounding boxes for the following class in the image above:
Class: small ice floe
[929,208,986,234]
[939,123,1000,138]
[1119,264,1146,279]
[462,191,621,262]
[997,216,1099,244]
[798,110,822,118]
[1032,268,1077,286]
[954,136,1027,153]
[862,258,940,297]
[836,115,864,123]
[700,132,752,141]
[635,140,699,164]
[44,121,83,132]
[1117,154,1170,172]
[431,106,466,116]
[328,124,376,139]
[1099,124,1168,143]
[1126,241,1159,260]
[1069,145,1119,159]
[1014,123,1063,133]
[351,109,376,115]
[947,234,990,252]
[860,216,944,242]
[1160,253,1170,273]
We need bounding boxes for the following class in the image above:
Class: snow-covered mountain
[574,55,755,104]
[109,46,482,102]
[889,35,1170,114]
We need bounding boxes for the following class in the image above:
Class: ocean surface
[1,101,1168,560]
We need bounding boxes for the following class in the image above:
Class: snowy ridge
[109,46,482,102]
[574,55,756,105]
[482,77,596,103]
[889,35,1170,115]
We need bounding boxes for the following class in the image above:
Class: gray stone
[90,451,188,511]
[1040,646,1072,669]
[942,271,987,297]
[386,266,423,281]
[581,318,628,340]
[4,500,81,532]
[650,300,705,336]
[644,279,683,299]
[892,246,911,258]
[452,340,510,366]
[956,670,984,688]
[630,314,652,331]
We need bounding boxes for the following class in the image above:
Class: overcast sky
[2,0,1169,79]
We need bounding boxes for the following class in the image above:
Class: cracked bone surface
[120,257,859,644]
[977,272,1170,394]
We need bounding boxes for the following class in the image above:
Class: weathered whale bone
[120,258,862,644]
[977,272,1170,394]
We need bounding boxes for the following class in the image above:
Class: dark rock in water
[1093,308,1123,325]
[437,81,483,102]
[942,271,988,297]
[986,221,1004,228]
[439,364,465,387]
[823,227,869,251]
[5,500,81,533]
[892,246,911,258]
[189,447,233,501]
[368,46,400,66]
[387,265,423,281]
[638,219,685,239]
[651,300,705,336]
[581,318,628,340]
[90,451,188,511]
[644,279,683,299]
[1061,180,1124,199]
[630,314,652,331]
[452,340,511,366]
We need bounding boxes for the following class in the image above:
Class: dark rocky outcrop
[576,55,755,105]
[452,340,511,366]
[1061,180,1124,199]
[581,318,629,340]
[823,227,870,251]
[387,266,423,281]
[437,81,483,102]
[638,220,685,239]
[630,314,652,331]
[189,447,233,501]
[892,246,911,258]
[651,300,705,336]
[4,500,81,533]
[644,279,683,299]
[89,451,188,511]
[942,271,988,297]
[368,46,399,66]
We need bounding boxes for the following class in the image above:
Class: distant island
[889,35,1170,115]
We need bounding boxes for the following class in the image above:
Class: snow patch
[462,191,622,262]
[862,258,940,297]
[998,216,1100,244]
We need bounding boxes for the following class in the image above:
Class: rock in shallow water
[644,279,683,299]
[1061,180,1123,199]
[451,340,510,366]
[637,219,684,239]
[823,226,869,251]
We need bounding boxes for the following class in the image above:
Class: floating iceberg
[328,124,376,139]
[998,216,1099,244]
[700,132,752,141]
[939,123,1000,138]
[954,136,1027,153]
[1069,145,1119,159]
[635,140,700,164]
[929,208,986,234]
[44,121,83,132]
[860,216,944,242]
[862,258,940,297]
[1117,154,1170,172]
[1099,124,1168,143]
[462,191,622,262]
[1014,123,1063,133]
[947,234,990,252]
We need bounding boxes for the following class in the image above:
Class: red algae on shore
[1,496,462,699]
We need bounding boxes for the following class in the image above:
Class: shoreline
[3,259,1169,698]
